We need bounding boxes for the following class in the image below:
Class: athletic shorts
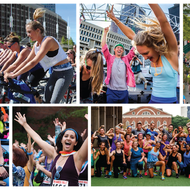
[147,162,157,169]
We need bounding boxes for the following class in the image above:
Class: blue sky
[55,4,76,43]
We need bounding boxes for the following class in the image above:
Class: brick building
[122,106,172,129]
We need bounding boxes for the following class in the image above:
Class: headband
[63,128,78,141]
[114,43,124,50]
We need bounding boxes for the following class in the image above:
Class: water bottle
[35,150,43,159]
[13,92,30,103]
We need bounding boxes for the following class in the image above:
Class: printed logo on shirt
[52,180,68,187]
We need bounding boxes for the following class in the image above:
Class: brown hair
[13,146,28,167]
[7,33,20,44]
[85,49,104,95]
[132,17,168,55]
[26,8,45,34]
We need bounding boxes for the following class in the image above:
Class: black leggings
[113,163,127,178]
[185,163,190,177]
[96,159,110,177]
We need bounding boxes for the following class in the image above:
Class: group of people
[91,121,190,180]
[13,113,88,186]
[0,107,9,186]
[80,4,179,104]
[0,8,75,103]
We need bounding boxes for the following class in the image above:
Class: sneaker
[144,172,147,176]
[120,170,124,174]
[176,173,179,178]
[153,172,158,176]
[161,175,165,180]
[123,175,127,179]
[188,174,190,179]
[105,175,110,178]
[108,171,112,176]
[139,174,143,178]
[127,171,131,176]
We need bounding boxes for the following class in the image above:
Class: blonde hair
[132,17,168,55]
[26,8,46,34]
[85,49,104,95]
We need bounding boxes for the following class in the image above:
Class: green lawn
[91,169,190,186]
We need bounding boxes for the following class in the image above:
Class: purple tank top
[50,154,78,186]
[111,134,121,152]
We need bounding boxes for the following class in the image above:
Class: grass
[91,168,190,186]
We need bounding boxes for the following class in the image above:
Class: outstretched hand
[106,5,116,21]
[14,112,27,126]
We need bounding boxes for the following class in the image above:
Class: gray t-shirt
[163,128,173,142]
[132,129,145,138]
[107,57,127,90]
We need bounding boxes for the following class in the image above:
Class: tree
[61,36,67,45]
[172,115,190,129]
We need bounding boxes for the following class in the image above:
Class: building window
[132,112,135,115]
[126,121,130,127]
[142,111,151,115]
[157,111,160,115]
[94,34,96,38]
[157,120,161,127]
[84,31,86,35]
[144,121,148,125]
[81,30,83,34]
[132,121,136,127]
[92,34,94,37]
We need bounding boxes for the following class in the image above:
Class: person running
[80,49,104,103]
[110,141,128,179]
[14,112,88,186]
[143,141,166,180]
[101,25,135,103]
[93,142,110,178]
[4,8,73,103]
[107,4,178,103]
[128,140,144,178]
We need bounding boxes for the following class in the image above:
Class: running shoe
[161,175,165,180]
[127,171,131,176]
[144,172,147,176]
[108,171,112,176]
[120,170,124,174]
[139,174,143,178]
[176,173,179,178]
[188,174,190,179]
[153,172,158,176]
[105,175,110,178]
[123,175,127,179]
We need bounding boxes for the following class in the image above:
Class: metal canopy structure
[80,3,180,34]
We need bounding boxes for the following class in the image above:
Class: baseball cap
[114,43,124,50]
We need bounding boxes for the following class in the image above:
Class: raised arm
[149,4,177,53]
[14,112,57,159]
[106,5,135,40]
[101,27,109,48]
[27,134,33,172]
[74,137,88,171]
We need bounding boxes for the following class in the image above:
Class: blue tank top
[150,55,178,101]
[186,135,190,144]
[147,147,159,163]
[16,46,24,58]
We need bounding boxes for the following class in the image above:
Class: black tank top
[98,150,107,165]
[80,66,92,99]
[98,135,109,148]
[167,153,179,168]
[114,150,123,164]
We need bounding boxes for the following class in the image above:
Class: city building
[168,4,179,41]
[122,106,172,129]
[110,4,146,36]
[80,21,132,55]
[41,4,55,13]
[0,4,67,43]
[181,107,187,118]
[91,107,122,132]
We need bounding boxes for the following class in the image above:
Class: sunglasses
[85,60,91,70]
[8,42,15,48]
[54,166,62,180]
[67,52,72,55]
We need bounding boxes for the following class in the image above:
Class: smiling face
[136,45,159,63]
[61,130,78,152]
[116,142,121,149]
[114,46,124,58]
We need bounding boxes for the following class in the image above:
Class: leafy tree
[61,36,67,45]
[183,14,190,41]
[172,115,190,129]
